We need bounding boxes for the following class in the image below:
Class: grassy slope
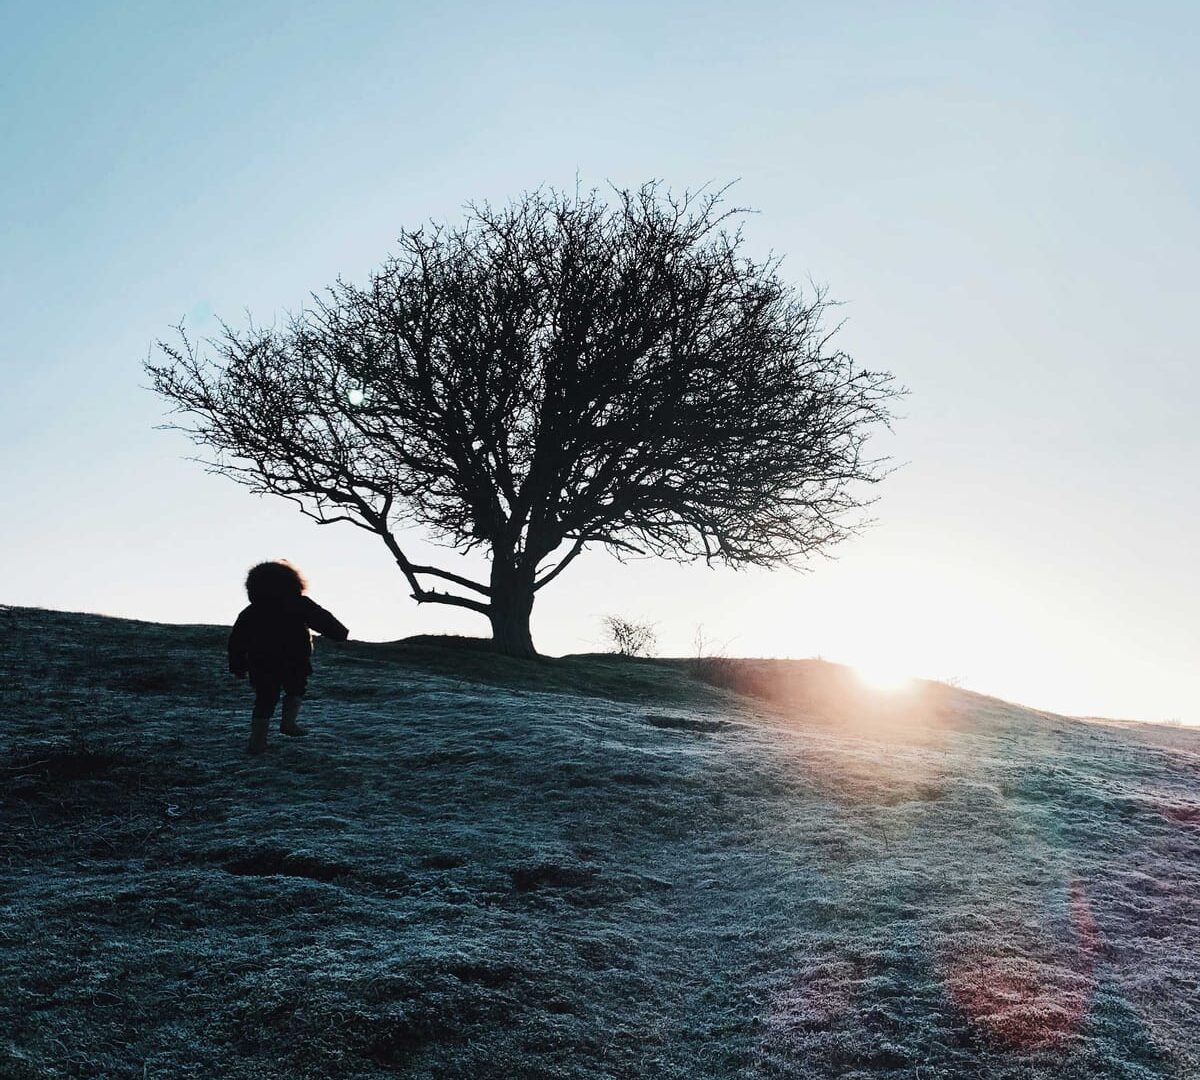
[2,605,1199,1080]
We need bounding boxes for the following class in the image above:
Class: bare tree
[148,183,902,657]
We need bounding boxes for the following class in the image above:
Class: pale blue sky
[2,1,1197,721]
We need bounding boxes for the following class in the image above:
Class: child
[228,560,349,755]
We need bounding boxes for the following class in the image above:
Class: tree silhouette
[148,184,902,656]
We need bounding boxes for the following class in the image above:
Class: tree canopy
[148,183,902,655]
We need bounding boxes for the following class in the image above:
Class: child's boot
[280,696,306,737]
[247,717,269,755]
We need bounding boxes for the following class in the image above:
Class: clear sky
[2,1,1197,723]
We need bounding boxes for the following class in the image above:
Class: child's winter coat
[228,596,349,678]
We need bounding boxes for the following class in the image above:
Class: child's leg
[252,675,282,720]
[248,672,282,754]
[279,674,308,737]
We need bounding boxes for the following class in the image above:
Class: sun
[851,658,916,692]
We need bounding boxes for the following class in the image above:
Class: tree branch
[533,535,589,591]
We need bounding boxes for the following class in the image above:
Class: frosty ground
[2,607,1199,1079]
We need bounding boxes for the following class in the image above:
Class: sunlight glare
[851,658,916,693]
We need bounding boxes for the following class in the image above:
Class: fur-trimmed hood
[245,561,307,605]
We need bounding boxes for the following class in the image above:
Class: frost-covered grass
[2,605,1199,1079]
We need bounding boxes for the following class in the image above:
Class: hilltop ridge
[2,605,1199,1079]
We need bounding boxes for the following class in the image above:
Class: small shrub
[689,625,739,687]
[602,616,657,657]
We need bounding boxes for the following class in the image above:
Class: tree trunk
[488,560,537,658]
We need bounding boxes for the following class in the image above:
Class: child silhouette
[228,561,349,754]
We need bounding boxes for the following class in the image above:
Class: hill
[2,605,1199,1079]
